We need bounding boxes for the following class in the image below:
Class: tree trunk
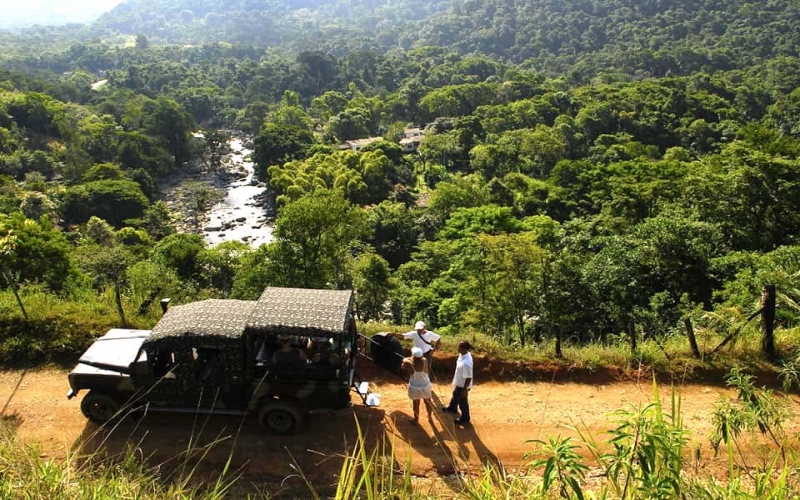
[554,324,563,359]
[627,319,637,354]
[532,324,541,344]
[516,313,526,347]
[684,317,701,358]
[114,282,128,327]
[761,284,776,362]
[137,287,162,314]
[3,269,27,321]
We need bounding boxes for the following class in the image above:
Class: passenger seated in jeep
[153,349,177,378]
[307,340,340,378]
[196,348,221,383]
[255,339,272,366]
[271,336,307,376]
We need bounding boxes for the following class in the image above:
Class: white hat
[414,321,426,330]
[411,347,424,358]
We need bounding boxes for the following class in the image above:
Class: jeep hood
[77,328,151,373]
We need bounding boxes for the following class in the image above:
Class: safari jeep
[67,287,364,434]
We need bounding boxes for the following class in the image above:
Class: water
[203,138,274,247]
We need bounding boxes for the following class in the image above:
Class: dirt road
[0,366,795,492]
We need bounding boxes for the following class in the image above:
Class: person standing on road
[394,321,440,368]
[402,346,433,424]
[442,340,473,426]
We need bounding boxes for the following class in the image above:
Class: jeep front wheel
[81,391,121,425]
[258,400,302,435]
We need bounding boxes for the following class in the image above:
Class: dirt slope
[0,366,796,493]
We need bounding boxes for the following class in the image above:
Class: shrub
[0,316,101,363]
[0,211,76,291]
[151,233,205,281]
[61,179,149,227]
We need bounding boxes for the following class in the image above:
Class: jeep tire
[258,400,302,435]
[81,391,121,425]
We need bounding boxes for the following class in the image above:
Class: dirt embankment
[362,350,786,389]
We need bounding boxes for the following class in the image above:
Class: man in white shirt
[394,321,440,367]
[442,340,473,425]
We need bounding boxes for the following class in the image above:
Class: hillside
[0,0,799,385]
[2,0,798,79]
[94,0,800,74]
[2,0,800,497]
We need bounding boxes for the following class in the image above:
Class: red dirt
[0,361,796,496]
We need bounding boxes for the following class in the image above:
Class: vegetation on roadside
[0,280,790,385]
[0,422,239,500]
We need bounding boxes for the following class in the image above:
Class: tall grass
[325,420,412,500]
[572,381,687,499]
[0,424,240,499]
[422,327,785,381]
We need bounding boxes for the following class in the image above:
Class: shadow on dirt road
[67,381,506,497]
[71,403,390,496]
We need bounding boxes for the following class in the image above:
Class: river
[202,138,274,247]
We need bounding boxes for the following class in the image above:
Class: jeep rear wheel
[81,391,121,425]
[258,400,302,435]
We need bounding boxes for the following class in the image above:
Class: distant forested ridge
[2,0,799,80]
[89,0,800,73]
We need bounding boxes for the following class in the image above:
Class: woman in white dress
[403,346,433,424]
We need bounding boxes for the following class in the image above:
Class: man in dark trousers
[442,340,473,425]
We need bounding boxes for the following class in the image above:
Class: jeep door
[133,344,215,409]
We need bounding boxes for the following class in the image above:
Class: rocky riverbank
[160,134,277,247]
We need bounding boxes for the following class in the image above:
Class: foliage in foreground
[0,425,236,500]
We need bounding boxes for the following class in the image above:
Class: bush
[0,317,100,363]
[151,233,205,281]
[0,211,76,291]
[0,283,153,364]
[61,179,149,227]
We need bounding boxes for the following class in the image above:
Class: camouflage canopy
[245,287,354,338]
[142,288,355,346]
[144,299,255,345]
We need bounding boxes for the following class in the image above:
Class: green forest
[1,0,799,371]
[4,1,800,499]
